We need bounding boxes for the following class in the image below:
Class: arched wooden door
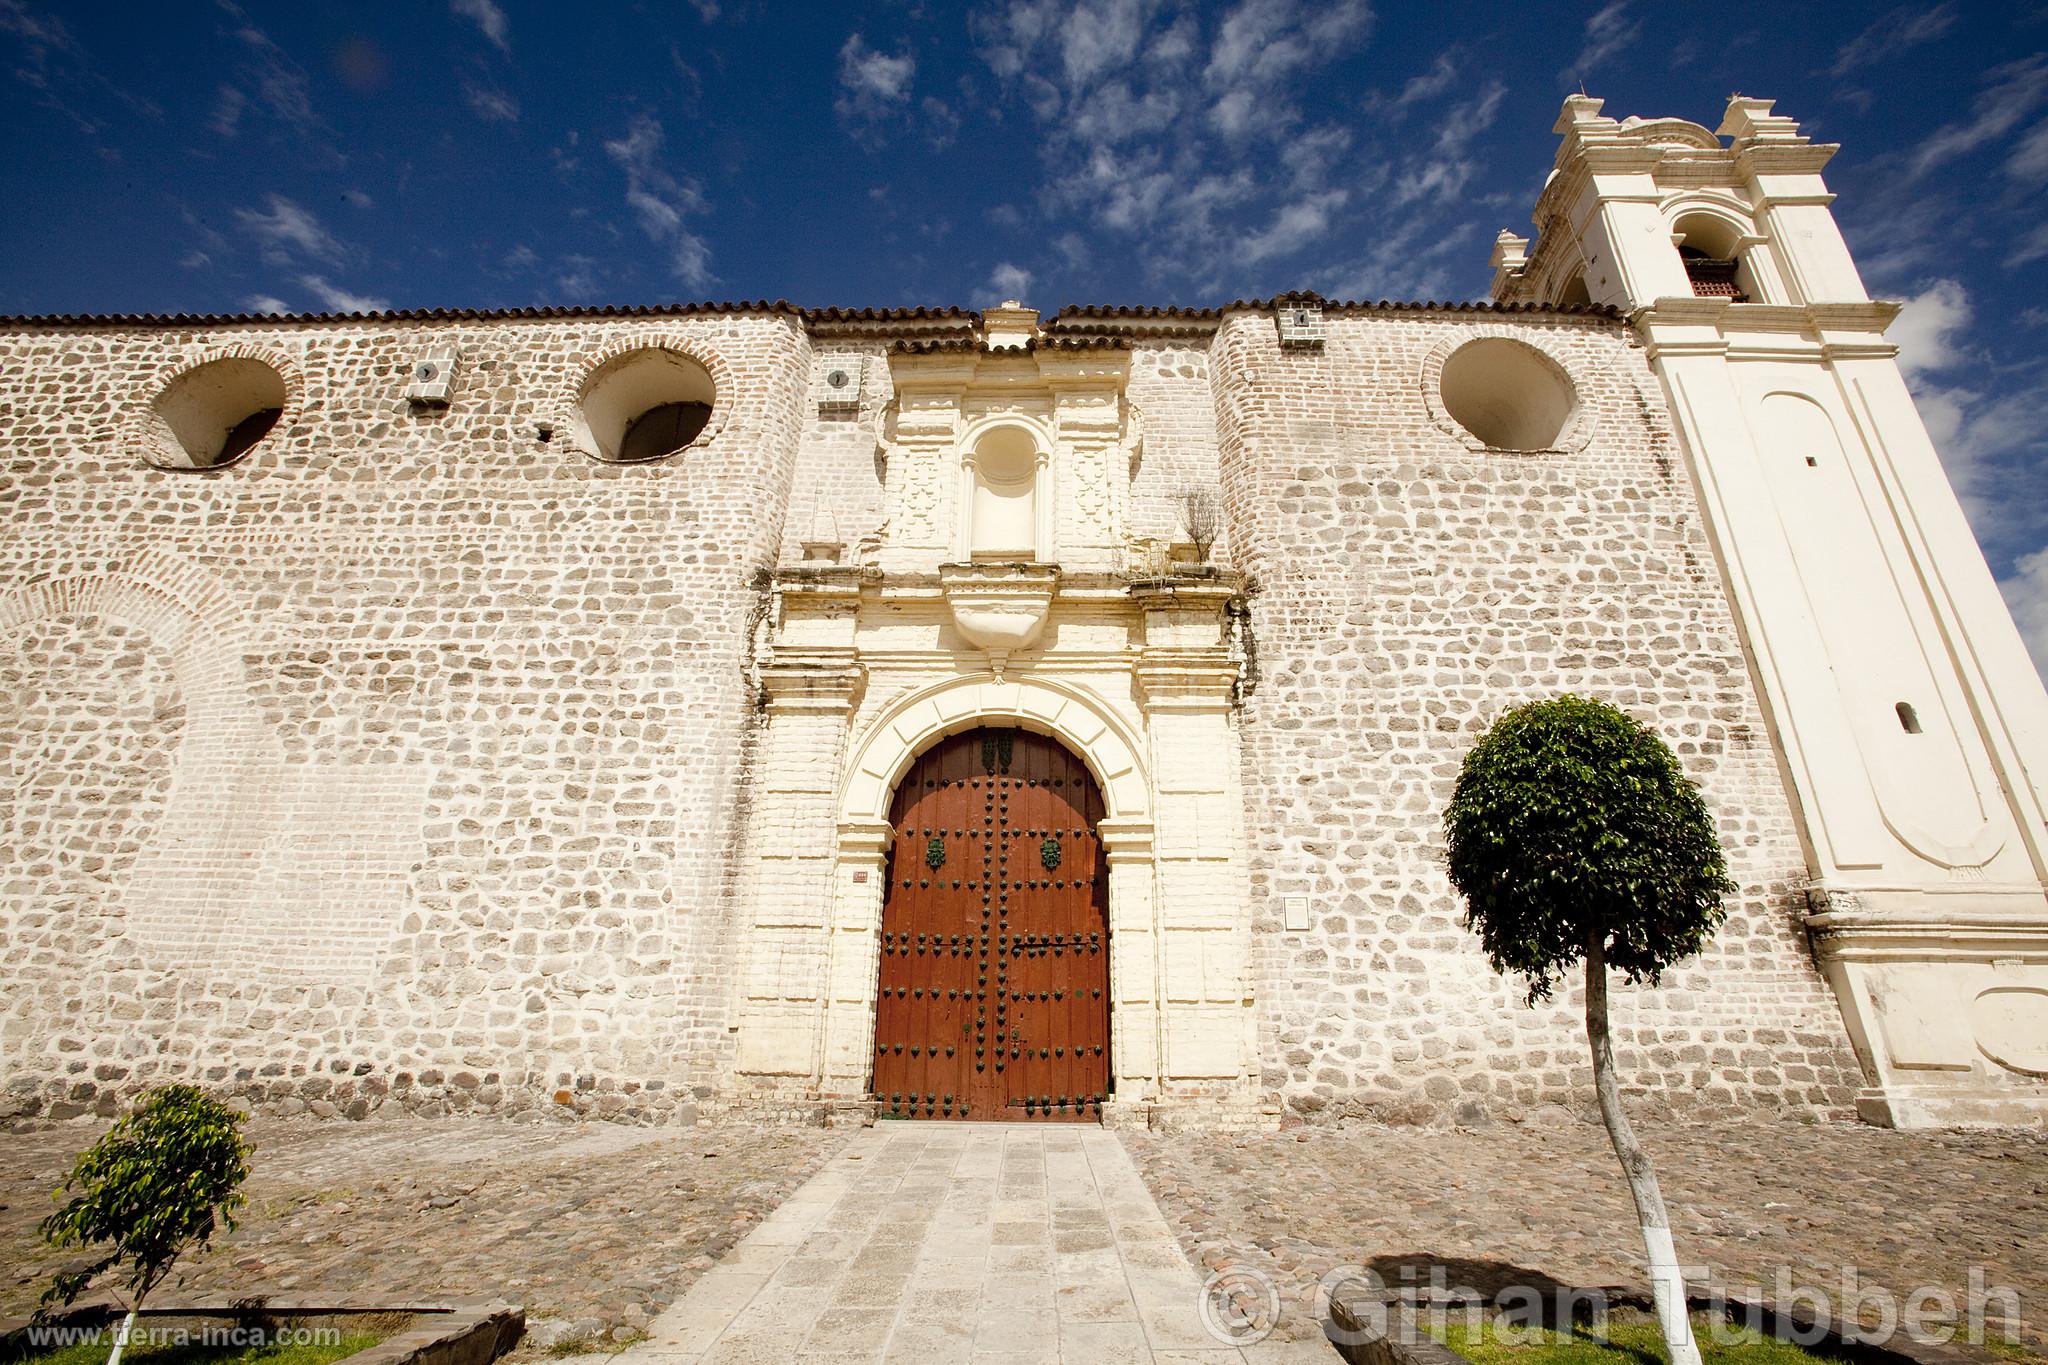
[873,727,1110,1121]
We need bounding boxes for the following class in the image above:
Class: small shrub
[40,1084,251,1342]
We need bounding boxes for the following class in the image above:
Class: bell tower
[1497,95,2048,1127]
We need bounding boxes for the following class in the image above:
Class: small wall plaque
[1283,895,1310,931]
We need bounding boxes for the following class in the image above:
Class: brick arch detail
[123,343,308,471]
[0,550,264,738]
[554,333,739,461]
[1418,324,1598,455]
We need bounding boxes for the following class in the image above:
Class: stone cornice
[772,565,872,606]
[759,648,864,711]
[1126,574,1246,610]
[1133,650,1239,711]
[1636,298,1905,359]
[1733,144,1838,179]
[1807,908,2048,962]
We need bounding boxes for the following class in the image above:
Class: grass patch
[1432,1310,1857,1365]
[7,1315,399,1365]
[541,1329,645,1358]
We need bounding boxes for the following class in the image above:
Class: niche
[144,357,288,470]
[967,425,1042,560]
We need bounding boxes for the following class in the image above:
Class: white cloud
[1830,3,1955,78]
[450,0,509,53]
[464,84,519,122]
[1905,55,2048,182]
[2008,118,2048,185]
[1889,278,1973,377]
[1056,0,1150,88]
[298,275,388,313]
[1384,50,1458,114]
[1395,81,1505,205]
[227,19,321,138]
[1241,189,1348,264]
[602,113,713,289]
[1559,1,1638,86]
[1912,373,2046,551]
[982,261,1033,304]
[2000,547,2048,682]
[1319,212,1474,302]
[209,85,245,137]
[242,293,290,314]
[837,33,916,127]
[235,193,346,265]
[2007,220,2048,268]
[972,0,1372,287]
[1203,0,1370,140]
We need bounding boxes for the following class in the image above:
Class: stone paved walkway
[619,1123,1334,1363]
[1,1117,849,1351]
[1126,1114,2048,1354]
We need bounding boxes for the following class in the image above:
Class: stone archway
[730,673,1166,1116]
[823,676,1157,1109]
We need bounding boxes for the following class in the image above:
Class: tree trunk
[1586,933,1701,1365]
[105,1306,138,1365]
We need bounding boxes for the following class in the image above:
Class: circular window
[143,357,289,470]
[1438,338,1578,452]
[573,347,717,464]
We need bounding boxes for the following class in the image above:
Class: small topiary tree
[1444,695,1734,1365]
[40,1084,251,1365]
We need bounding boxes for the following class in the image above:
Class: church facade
[1,94,2041,1130]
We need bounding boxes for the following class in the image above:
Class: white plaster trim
[836,673,1153,826]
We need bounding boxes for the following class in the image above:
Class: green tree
[1444,695,1734,1365]
[40,1084,251,1365]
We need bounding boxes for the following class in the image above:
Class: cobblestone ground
[1125,1115,2047,1355]
[1,1117,850,1353]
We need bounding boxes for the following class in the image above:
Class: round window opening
[1438,337,1577,452]
[574,347,717,464]
[144,357,288,470]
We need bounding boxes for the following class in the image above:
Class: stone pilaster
[1130,575,1253,1101]
[730,574,866,1086]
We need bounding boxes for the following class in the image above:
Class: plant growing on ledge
[1174,483,1221,566]
[40,1083,252,1365]
[1444,695,1734,1365]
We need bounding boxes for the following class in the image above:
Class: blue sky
[2,0,2045,671]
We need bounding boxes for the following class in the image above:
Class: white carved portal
[728,308,1258,1125]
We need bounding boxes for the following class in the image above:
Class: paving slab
[619,1124,1297,1363]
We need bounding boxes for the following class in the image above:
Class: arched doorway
[873,726,1109,1120]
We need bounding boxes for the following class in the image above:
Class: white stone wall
[1214,309,1867,1122]
[0,314,809,1120]
[0,305,1869,1125]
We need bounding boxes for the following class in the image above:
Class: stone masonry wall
[0,302,1869,1128]
[0,313,809,1122]
[1213,308,1867,1123]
